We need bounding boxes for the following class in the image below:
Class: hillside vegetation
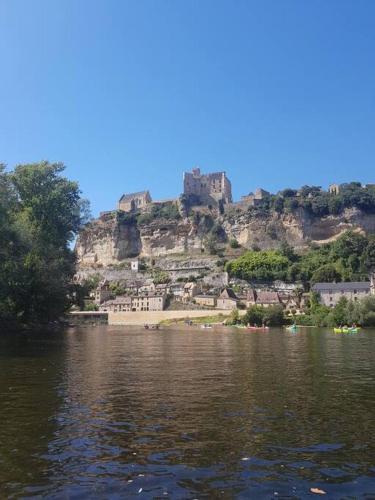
[226,231,375,284]
[246,183,375,218]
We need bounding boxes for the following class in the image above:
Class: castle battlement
[183,167,232,206]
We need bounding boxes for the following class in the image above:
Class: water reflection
[1,327,375,498]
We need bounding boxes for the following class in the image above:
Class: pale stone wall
[195,296,216,307]
[216,298,237,310]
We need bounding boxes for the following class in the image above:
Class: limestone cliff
[76,207,375,267]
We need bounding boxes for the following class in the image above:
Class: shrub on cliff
[137,203,181,224]
[229,238,240,248]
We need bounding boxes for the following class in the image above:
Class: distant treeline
[249,183,375,217]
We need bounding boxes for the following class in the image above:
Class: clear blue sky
[1,0,374,216]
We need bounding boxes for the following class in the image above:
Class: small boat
[247,326,269,331]
[201,324,213,329]
[333,327,359,334]
[286,325,298,332]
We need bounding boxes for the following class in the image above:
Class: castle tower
[183,167,232,206]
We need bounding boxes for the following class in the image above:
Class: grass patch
[160,313,227,326]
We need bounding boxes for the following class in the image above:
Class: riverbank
[107,309,244,326]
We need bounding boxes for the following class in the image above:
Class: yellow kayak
[333,327,359,334]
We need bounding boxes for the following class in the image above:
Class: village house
[131,294,165,312]
[194,295,217,307]
[123,280,144,294]
[279,293,304,314]
[240,188,270,207]
[255,291,282,308]
[169,283,185,301]
[245,289,283,309]
[94,280,112,305]
[155,283,171,295]
[183,282,199,302]
[216,288,239,310]
[138,281,156,294]
[312,282,371,307]
[245,289,257,308]
[183,167,232,206]
[118,191,152,212]
[100,296,132,312]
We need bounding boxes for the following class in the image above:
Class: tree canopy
[0,162,88,327]
[226,231,375,285]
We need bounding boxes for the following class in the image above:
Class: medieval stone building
[183,167,232,206]
[329,184,340,195]
[118,191,152,212]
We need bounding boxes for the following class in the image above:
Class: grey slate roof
[219,288,239,300]
[312,282,370,292]
[256,291,281,304]
[119,191,150,202]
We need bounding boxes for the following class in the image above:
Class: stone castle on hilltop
[183,167,232,205]
[117,167,232,213]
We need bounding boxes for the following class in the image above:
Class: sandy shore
[108,309,239,326]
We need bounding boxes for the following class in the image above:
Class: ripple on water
[1,326,375,498]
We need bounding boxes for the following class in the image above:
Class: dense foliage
[136,202,181,224]
[0,162,87,327]
[245,183,375,218]
[225,250,290,281]
[299,294,375,327]
[242,305,285,326]
[226,231,375,284]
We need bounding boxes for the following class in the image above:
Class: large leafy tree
[0,162,88,326]
[226,250,290,281]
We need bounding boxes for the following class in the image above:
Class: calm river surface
[1,326,375,498]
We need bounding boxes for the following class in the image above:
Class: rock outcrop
[76,207,375,267]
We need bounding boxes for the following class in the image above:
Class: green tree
[311,264,342,284]
[0,162,87,326]
[242,305,265,326]
[263,305,285,326]
[226,250,290,282]
[362,236,375,271]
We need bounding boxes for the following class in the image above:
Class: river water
[0,326,374,498]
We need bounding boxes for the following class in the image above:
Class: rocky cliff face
[76,207,375,267]
[76,213,142,266]
[223,207,375,249]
